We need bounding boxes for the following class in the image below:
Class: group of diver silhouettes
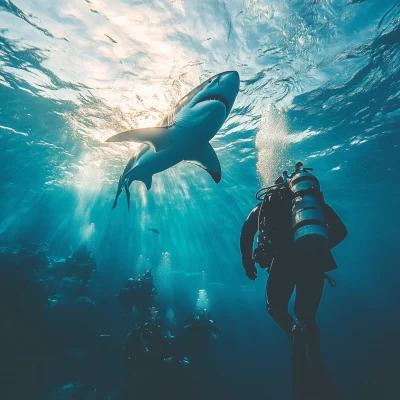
[240,161,347,399]
[118,270,218,400]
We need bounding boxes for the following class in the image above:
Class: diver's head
[274,170,289,185]
[295,161,303,172]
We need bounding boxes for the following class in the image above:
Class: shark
[106,70,240,210]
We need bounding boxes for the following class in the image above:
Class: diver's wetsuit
[241,185,347,399]
[240,195,347,339]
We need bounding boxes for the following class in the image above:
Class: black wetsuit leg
[294,256,339,400]
[266,256,315,399]
[293,261,324,342]
[266,257,297,337]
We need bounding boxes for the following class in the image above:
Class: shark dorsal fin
[106,127,171,152]
[185,143,221,183]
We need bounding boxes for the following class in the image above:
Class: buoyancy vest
[254,185,293,268]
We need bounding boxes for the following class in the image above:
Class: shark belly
[174,102,227,150]
[125,144,183,185]
[139,145,183,175]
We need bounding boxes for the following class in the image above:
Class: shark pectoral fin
[105,127,171,152]
[185,143,222,183]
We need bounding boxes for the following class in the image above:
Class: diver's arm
[240,204,261,279]
[323,203,348,249]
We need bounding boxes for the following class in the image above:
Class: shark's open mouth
[197,95,229,110]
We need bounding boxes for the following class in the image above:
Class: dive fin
[185,143,222,183]
[106,127,171,152]
[124,180,130,211]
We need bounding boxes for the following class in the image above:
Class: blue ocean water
[0,0,399,399]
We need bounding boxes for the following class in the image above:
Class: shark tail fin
[112,176,123,210]
[124,180,131,211]
[124,179,131,211]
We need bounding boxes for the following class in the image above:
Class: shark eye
[208,78,212,83]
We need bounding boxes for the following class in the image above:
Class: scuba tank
[289,162,328,250]
[253,162,328,267]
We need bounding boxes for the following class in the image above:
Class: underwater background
[0,0,399,399]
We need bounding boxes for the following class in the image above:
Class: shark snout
[220,70,239,81]
[218,71,239,89]
[209,71,240,114]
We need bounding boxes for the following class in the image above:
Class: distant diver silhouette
[240,162,347,399]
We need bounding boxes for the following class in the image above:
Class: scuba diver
[119,270,155,314]
[182,308,218,362]
[65,244,97,295]
[240,162,347,399]
[183,309,218,344]
[123,307,168,368]
[122,307,194,400]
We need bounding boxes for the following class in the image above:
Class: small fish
[324,273,337,288]
[148,228,160,235]
[104,34,117,44]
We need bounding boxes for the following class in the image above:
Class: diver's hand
[246,268,257,280]
[243,260,257,280]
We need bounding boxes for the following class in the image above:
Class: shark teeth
[198,95,229,110]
